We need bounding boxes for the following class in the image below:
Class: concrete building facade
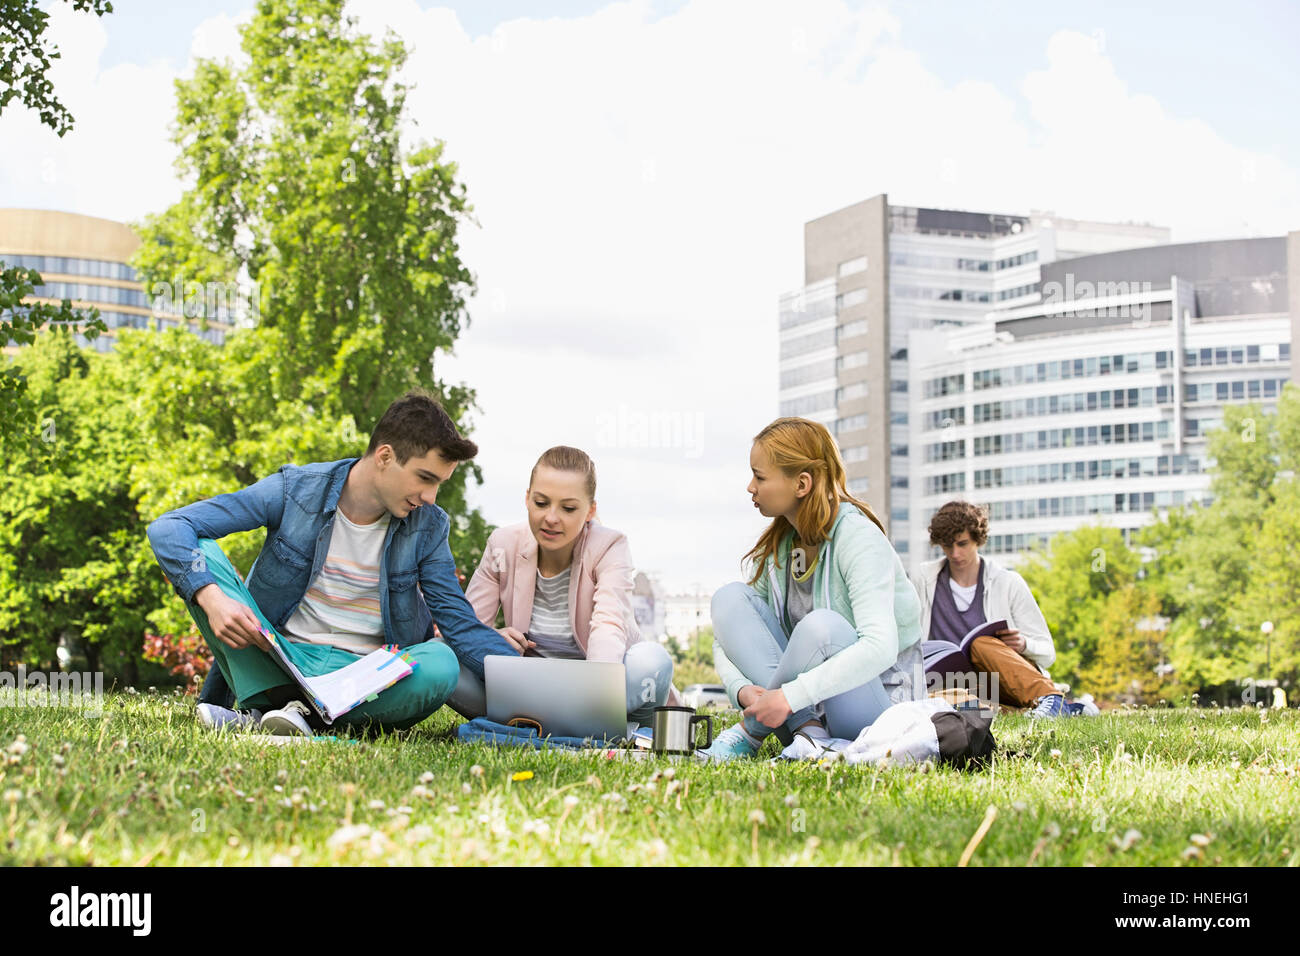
[779,194,1168,565]
[1,208,233,354]
[909,236,1296,571]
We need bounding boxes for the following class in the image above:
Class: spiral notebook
[259,627,416,724]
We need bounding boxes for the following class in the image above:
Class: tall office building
[910,236,1297,572]
[1,208,232,354]
[778,194,1167,563]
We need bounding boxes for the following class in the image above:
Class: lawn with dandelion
[1,691,1297,865]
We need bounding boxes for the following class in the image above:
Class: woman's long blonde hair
[744,417,885,586]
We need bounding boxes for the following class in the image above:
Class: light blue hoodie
[717,501,923,713]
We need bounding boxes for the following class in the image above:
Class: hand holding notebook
[259,627,416,724]
[922,619,1009,676]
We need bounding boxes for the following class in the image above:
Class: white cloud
[0,5,248,223]
[2,0,1296,592]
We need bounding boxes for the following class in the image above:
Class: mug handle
[690,714,714,750]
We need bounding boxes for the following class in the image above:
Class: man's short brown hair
[366,389,478,464]
[927,500,989,548]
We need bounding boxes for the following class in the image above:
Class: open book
[922,619,1008,675]
[260,627,416,724]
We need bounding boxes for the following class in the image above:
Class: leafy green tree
[0,329,159,679]
[0,0,114,134]
[1079,583,1178,706]
[1018,525,1138,687]
[0,0,114,440]
[130,0,492,575]
[1228,480,1300,687]
[0,0,493,677]
[1142,394,1297,693]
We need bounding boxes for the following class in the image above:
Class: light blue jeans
[711,582,893,742]
[438,639,675,726]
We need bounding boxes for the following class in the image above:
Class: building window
[838,256,868,277]
[780,391,836,417]
[837,319,867,340]
[780,359,836,389]
[838,352,868,370]
[925,473,963,494]
[924,373,964,398]
[780,327,835,360]
[836,288,867,310]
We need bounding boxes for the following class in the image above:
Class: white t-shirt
[281,509,391,654]
[528,566,584,659]
[948,576,978,614]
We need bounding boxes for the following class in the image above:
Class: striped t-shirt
[280,509,391,654]
[528,566,584,659]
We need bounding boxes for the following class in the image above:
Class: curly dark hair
[927,500,989,548]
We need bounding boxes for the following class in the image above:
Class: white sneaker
[196,702,262,732]
[259,699,315,736]
[779,729,838,761]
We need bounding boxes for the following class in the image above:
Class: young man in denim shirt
[147,390,518,736]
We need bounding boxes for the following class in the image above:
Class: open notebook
[259,627,416,724]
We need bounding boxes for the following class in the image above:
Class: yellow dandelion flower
[511,770,534,782]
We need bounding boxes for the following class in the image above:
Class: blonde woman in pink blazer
[446,445,679,727]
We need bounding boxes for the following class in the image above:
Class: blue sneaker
[696,724,761,762]
[1029,693,1068,719]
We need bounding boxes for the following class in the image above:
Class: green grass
[1,692,1297,865]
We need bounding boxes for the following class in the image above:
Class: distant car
[681,684,733,711]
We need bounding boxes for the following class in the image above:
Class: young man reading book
[146,390,518,736]
[911,500,1070,718]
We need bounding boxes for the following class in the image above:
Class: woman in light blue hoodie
[700,417,924,761]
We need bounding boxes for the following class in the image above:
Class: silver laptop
[484,656,626,741]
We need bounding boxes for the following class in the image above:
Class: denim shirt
[146,457,513,682]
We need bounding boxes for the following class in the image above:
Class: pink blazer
[465,520,681,705]
[466,520,644,662]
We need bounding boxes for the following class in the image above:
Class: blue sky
[6,0,1298,591]
[97,0,1299,168]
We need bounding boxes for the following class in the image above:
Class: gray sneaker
[196,702,263,731]
[259,699,315,736]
